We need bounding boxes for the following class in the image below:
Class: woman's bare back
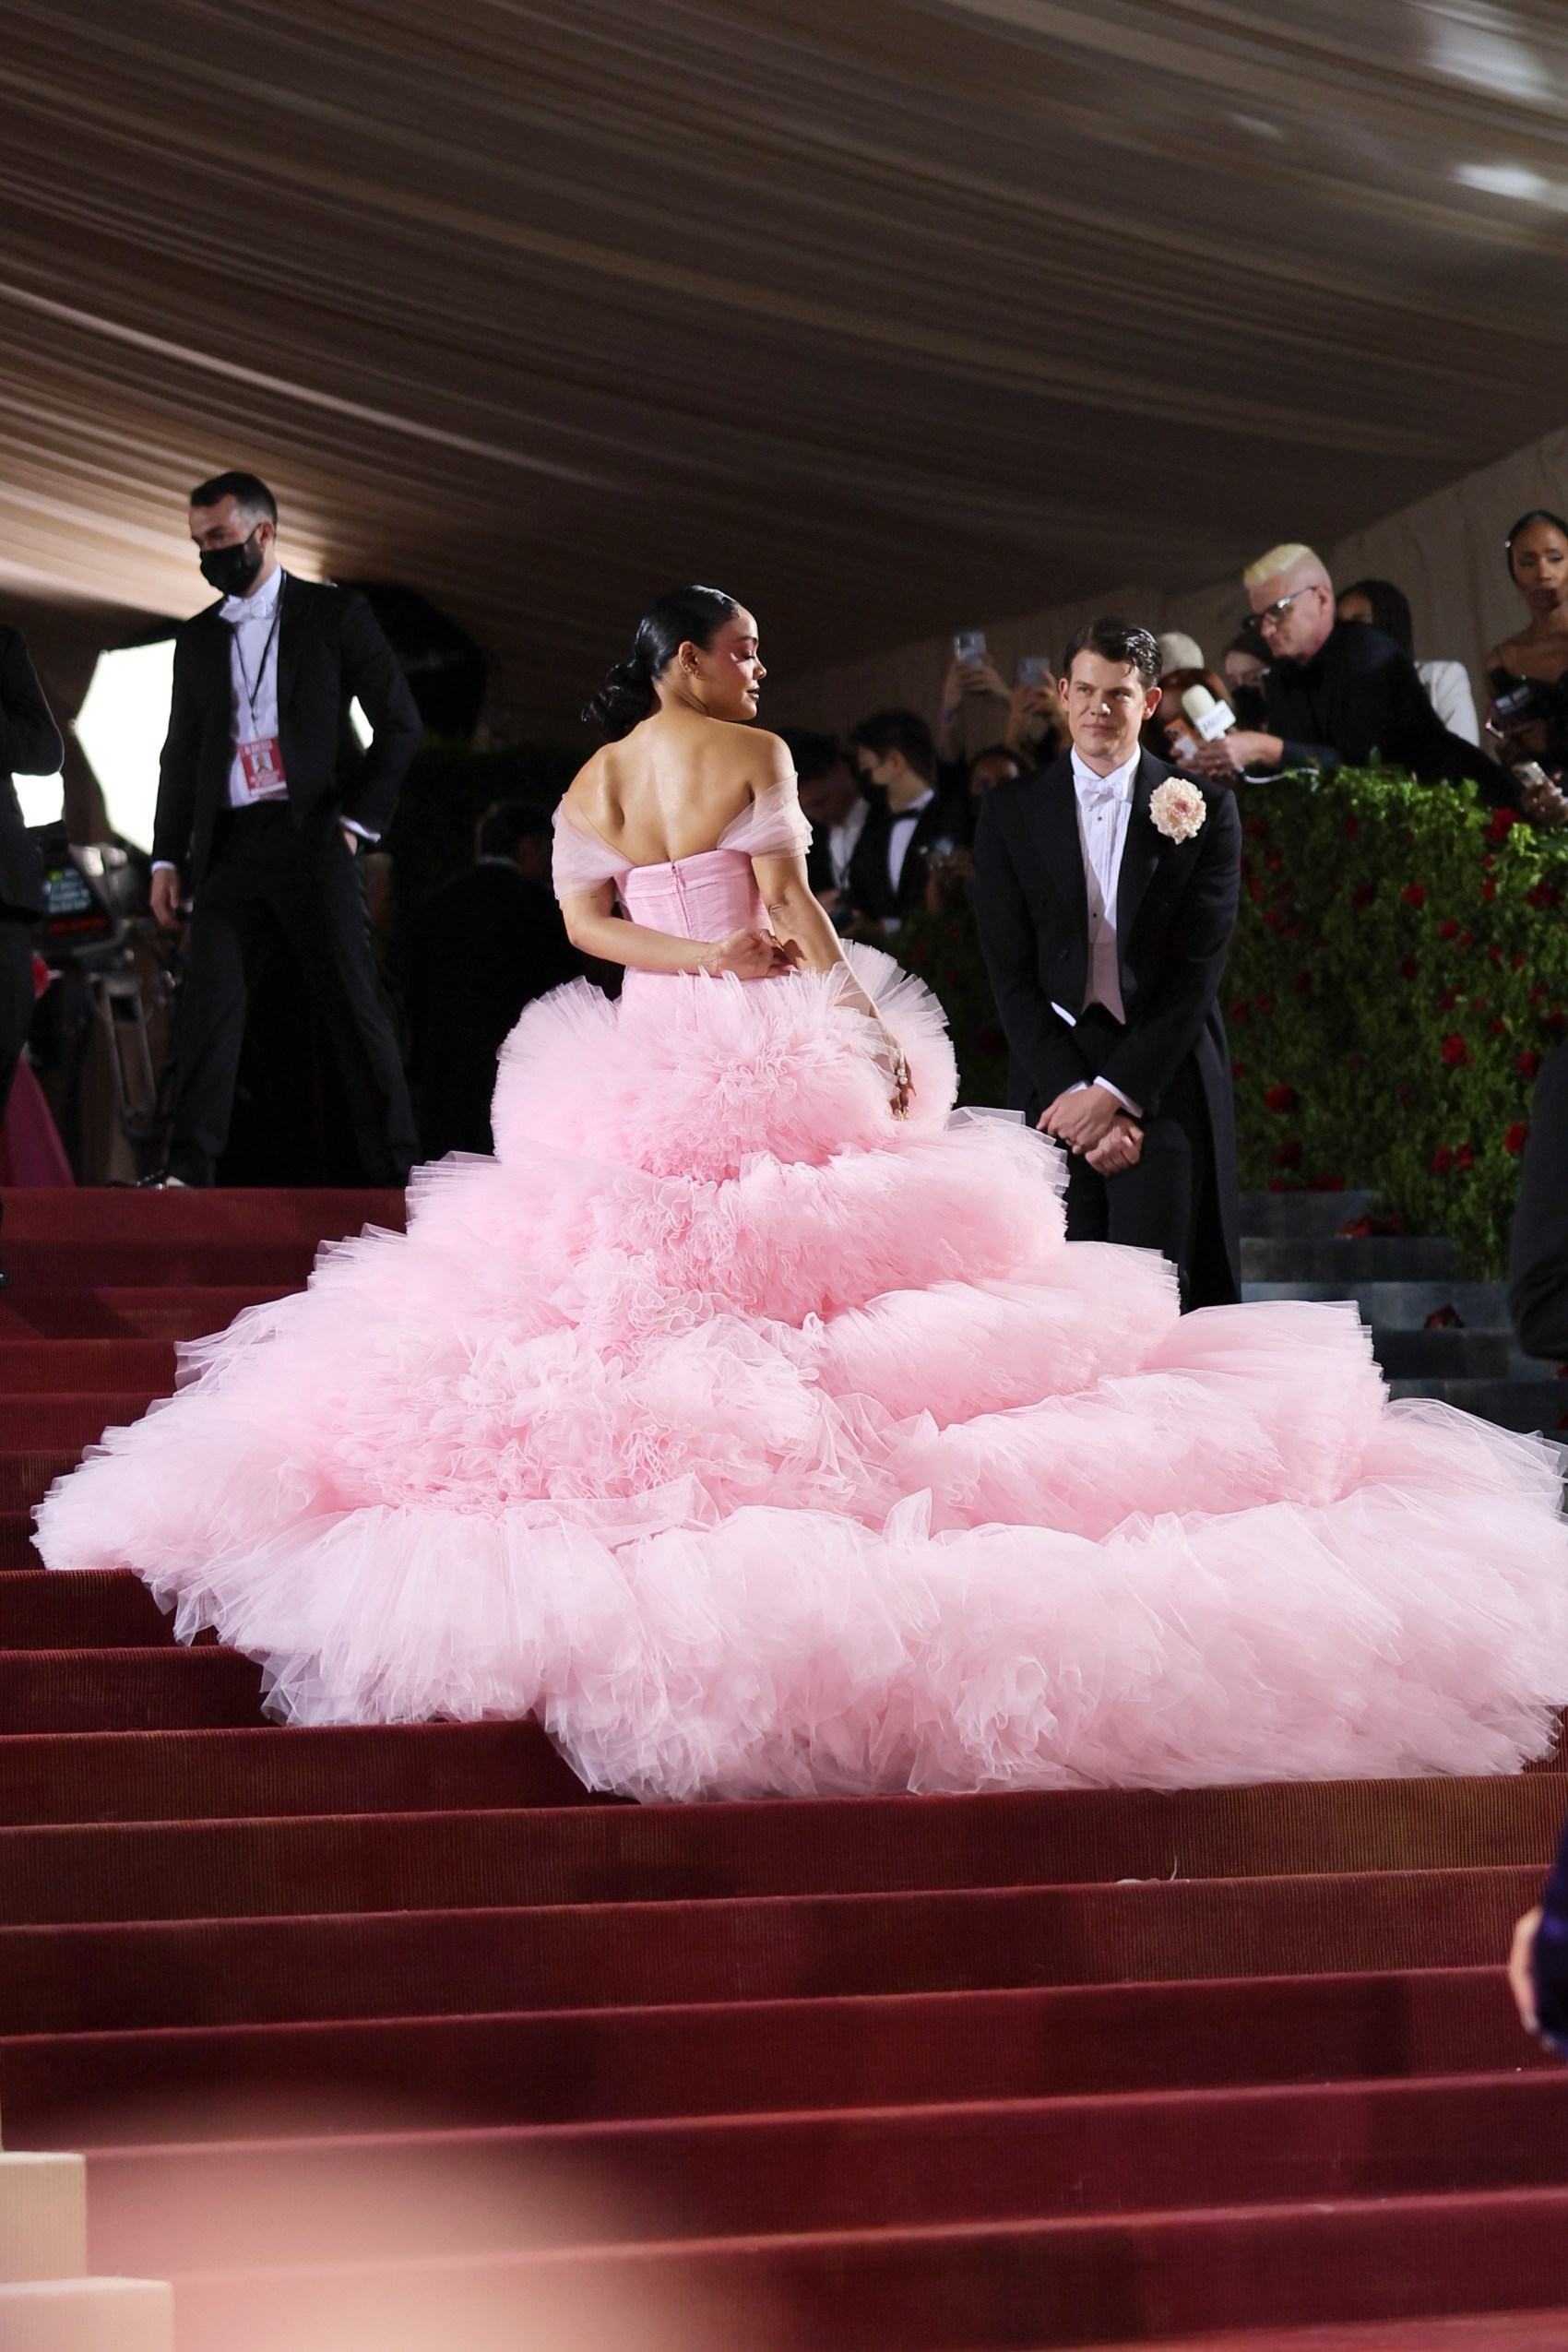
[566,709,788,866]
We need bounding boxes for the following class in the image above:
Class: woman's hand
[1007,681,1065,753]
[707,928,791,979]
[873,1022,912,1118]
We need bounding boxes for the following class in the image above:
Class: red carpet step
[0,1865,1549,2036]
[0,1722,600,1823]
[133,2189,1568,2352]
[0,1644,266,1731]
[76,2070,1568,2269]
[4,1968,1553,2150]
[0,1792,1562,1922]
[1,1182,1565,2349]
[0,1283,292,1340]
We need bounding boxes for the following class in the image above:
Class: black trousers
[1060,1040,1214,1310]
[169,802,417,1187]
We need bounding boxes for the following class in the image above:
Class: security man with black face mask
[148,470,422,1187]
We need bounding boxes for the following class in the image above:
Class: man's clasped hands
[1039,1081,1143,1176]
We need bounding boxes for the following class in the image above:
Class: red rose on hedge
[1520,1050,1542,1078]
[1254,993,1274,1016]
[1431,1146,1455,1173]
[1401,883,1426,907]
[1505,1122,1529,1154]
[1487,807,1520,841]
[1439,986,1459,1011]
[1273,1137,1302,1170]
[1229,998,1249,1022]
[1456,1143,1475,1170]
[1265,1083,1298,1112]
[1438,919,1459,940]
[1441,1034,1469,1065]
[1351,882,1376,908]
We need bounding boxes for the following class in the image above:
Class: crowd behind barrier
[6,499,1568,1264]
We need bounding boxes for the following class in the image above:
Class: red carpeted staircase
[3,1185,1568,2350]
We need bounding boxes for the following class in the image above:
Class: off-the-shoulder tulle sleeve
[719,773,814,861]
[552,805,630,903]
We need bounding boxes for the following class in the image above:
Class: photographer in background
[781,728,867,922]
[1222,624,1270,730]
[937,639,1066,773]
[846,708,965,934]
[1187,542,1556,819]
[1486,512,1568,788]
[1336,576,1479,745]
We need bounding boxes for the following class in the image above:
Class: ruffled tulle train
[34,947,1568,1799]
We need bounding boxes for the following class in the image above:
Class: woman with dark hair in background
[37,585,1568,1805]
[1220,622,1270,731]
[1336,576,1479,745]
[1485,513,1568,783]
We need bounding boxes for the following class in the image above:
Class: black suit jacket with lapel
[848,787,965,926]
[151,576,423,885]
[972,747,1241,1114]
[0,625,64,921]
[972,746,1242,1295]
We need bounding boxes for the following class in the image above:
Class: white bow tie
[1078,773,1130,810]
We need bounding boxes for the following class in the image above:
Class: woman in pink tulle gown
[35,586,1568,1800]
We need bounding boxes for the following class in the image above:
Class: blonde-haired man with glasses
[1186,540,1547,815]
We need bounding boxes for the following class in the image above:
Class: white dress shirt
[886,786,933,897]
[1417,658,1480,747]
[222,564,289,809]
[152,564,374,873]
[826,795,869,892]
[1063,744,1141,1116]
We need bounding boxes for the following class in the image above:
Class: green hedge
[897,770,1568,1277]
[1227,768,1568,1274]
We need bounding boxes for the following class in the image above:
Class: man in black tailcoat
[149,470,422,1187]
[844,708,965,932]
[972,615,1241,1309]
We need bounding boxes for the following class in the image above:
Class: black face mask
[198,529,265,597]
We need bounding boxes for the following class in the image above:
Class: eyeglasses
[1256,586,1319,628]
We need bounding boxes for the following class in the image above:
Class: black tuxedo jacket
[0,625,64,921]
[1265,619,1508,802]
[848,788,965,925]
[151,576,422,883]
[1508,1041,1568,1360]
[972,747,1241,1293]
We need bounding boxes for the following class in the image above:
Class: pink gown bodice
[552,778,812,993]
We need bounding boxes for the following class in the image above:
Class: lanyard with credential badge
[233,572,286,733]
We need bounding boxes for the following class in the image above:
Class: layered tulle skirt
[35,951,1568,1799]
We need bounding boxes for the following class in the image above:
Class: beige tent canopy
[4,0,1568,732]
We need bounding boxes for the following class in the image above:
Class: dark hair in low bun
[582,584,742,738]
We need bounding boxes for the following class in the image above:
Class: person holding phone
[936,631,1012,768]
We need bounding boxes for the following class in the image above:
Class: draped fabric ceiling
[5,0,1568,733]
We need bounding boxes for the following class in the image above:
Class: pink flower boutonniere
[1148,778,1206,844]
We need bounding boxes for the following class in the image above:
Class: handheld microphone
[1181,683,1235,742]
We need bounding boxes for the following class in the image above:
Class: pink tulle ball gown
[35,782,1568,1800]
